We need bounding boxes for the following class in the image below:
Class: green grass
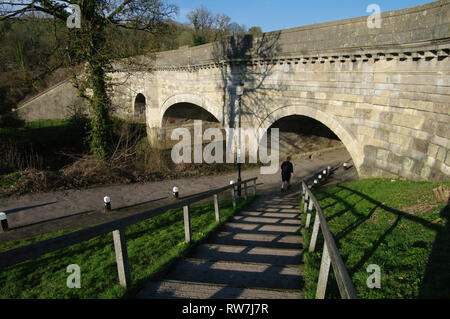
[0,197,253,299]
[0,172,27,189]
[0,119,72,148]
[0,119,69,134]
[0,118,145,175]
[1,118,89,171]
[300,179,449,299]
[24,119,69,129]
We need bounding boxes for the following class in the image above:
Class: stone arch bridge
[16,0,450,181]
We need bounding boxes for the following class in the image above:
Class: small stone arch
[258,105,363,175]
[134,93,146,120]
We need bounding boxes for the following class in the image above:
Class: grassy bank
[0,197,253,299]
[301,179,449,299]
[0,118,90,173]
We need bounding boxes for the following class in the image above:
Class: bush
[0,112,24,129]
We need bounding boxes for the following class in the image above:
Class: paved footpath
[0,148,356,243]
[137,191,305,299]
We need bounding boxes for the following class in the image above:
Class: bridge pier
[146,127,167,150]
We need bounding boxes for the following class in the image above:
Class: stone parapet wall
[153,0,449,67]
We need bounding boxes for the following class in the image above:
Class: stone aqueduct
[16,0,450,181]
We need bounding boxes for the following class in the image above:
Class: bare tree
[213,13,231,41]
[0,0,178,159]
[187,5,213,46]
[187,5,236,46]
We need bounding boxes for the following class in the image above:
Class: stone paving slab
[189,244,303,265]
[238,211,300,218]
[137,280,304,299]
[210,232,303,250]
[232,216,302,225]
[222,222,301,233]
[162,258,303,290]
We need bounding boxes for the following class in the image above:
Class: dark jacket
[281,161,293,176]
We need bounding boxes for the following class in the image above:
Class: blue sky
[171,0,436,32]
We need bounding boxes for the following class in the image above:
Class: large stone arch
[159,93,222,127]
[258,105,364,176]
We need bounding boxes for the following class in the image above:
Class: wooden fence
[0,177,258,288]
[301,180,358,299]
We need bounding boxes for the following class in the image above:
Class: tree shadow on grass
[321,185,448,298]
[418,202,450,298]
[315,188,379,238]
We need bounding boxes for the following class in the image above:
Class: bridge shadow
[313,184,449,299]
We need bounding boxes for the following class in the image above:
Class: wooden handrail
[0,177,258,288]
[301,180,358,299]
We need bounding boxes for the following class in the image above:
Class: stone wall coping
[152,45,450,71]
[151,0,449,68]
[267,0,448,35]
[15,78,72,109]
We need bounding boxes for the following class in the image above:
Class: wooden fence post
[301,185,305,207]
[305,199,314,229]
[244,182,248,201]
[214,194,220,223]
[112,228,131,288]
[183,205,191,243]
[309,211,321,252]
[231,185,236,209]
[304,192,309,214]
[316,243,331,299]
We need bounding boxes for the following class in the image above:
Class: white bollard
[0,212,8,232]
[173,187,179,199]
[104,196,111,212]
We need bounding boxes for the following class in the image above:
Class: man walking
[281,156,294,192]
